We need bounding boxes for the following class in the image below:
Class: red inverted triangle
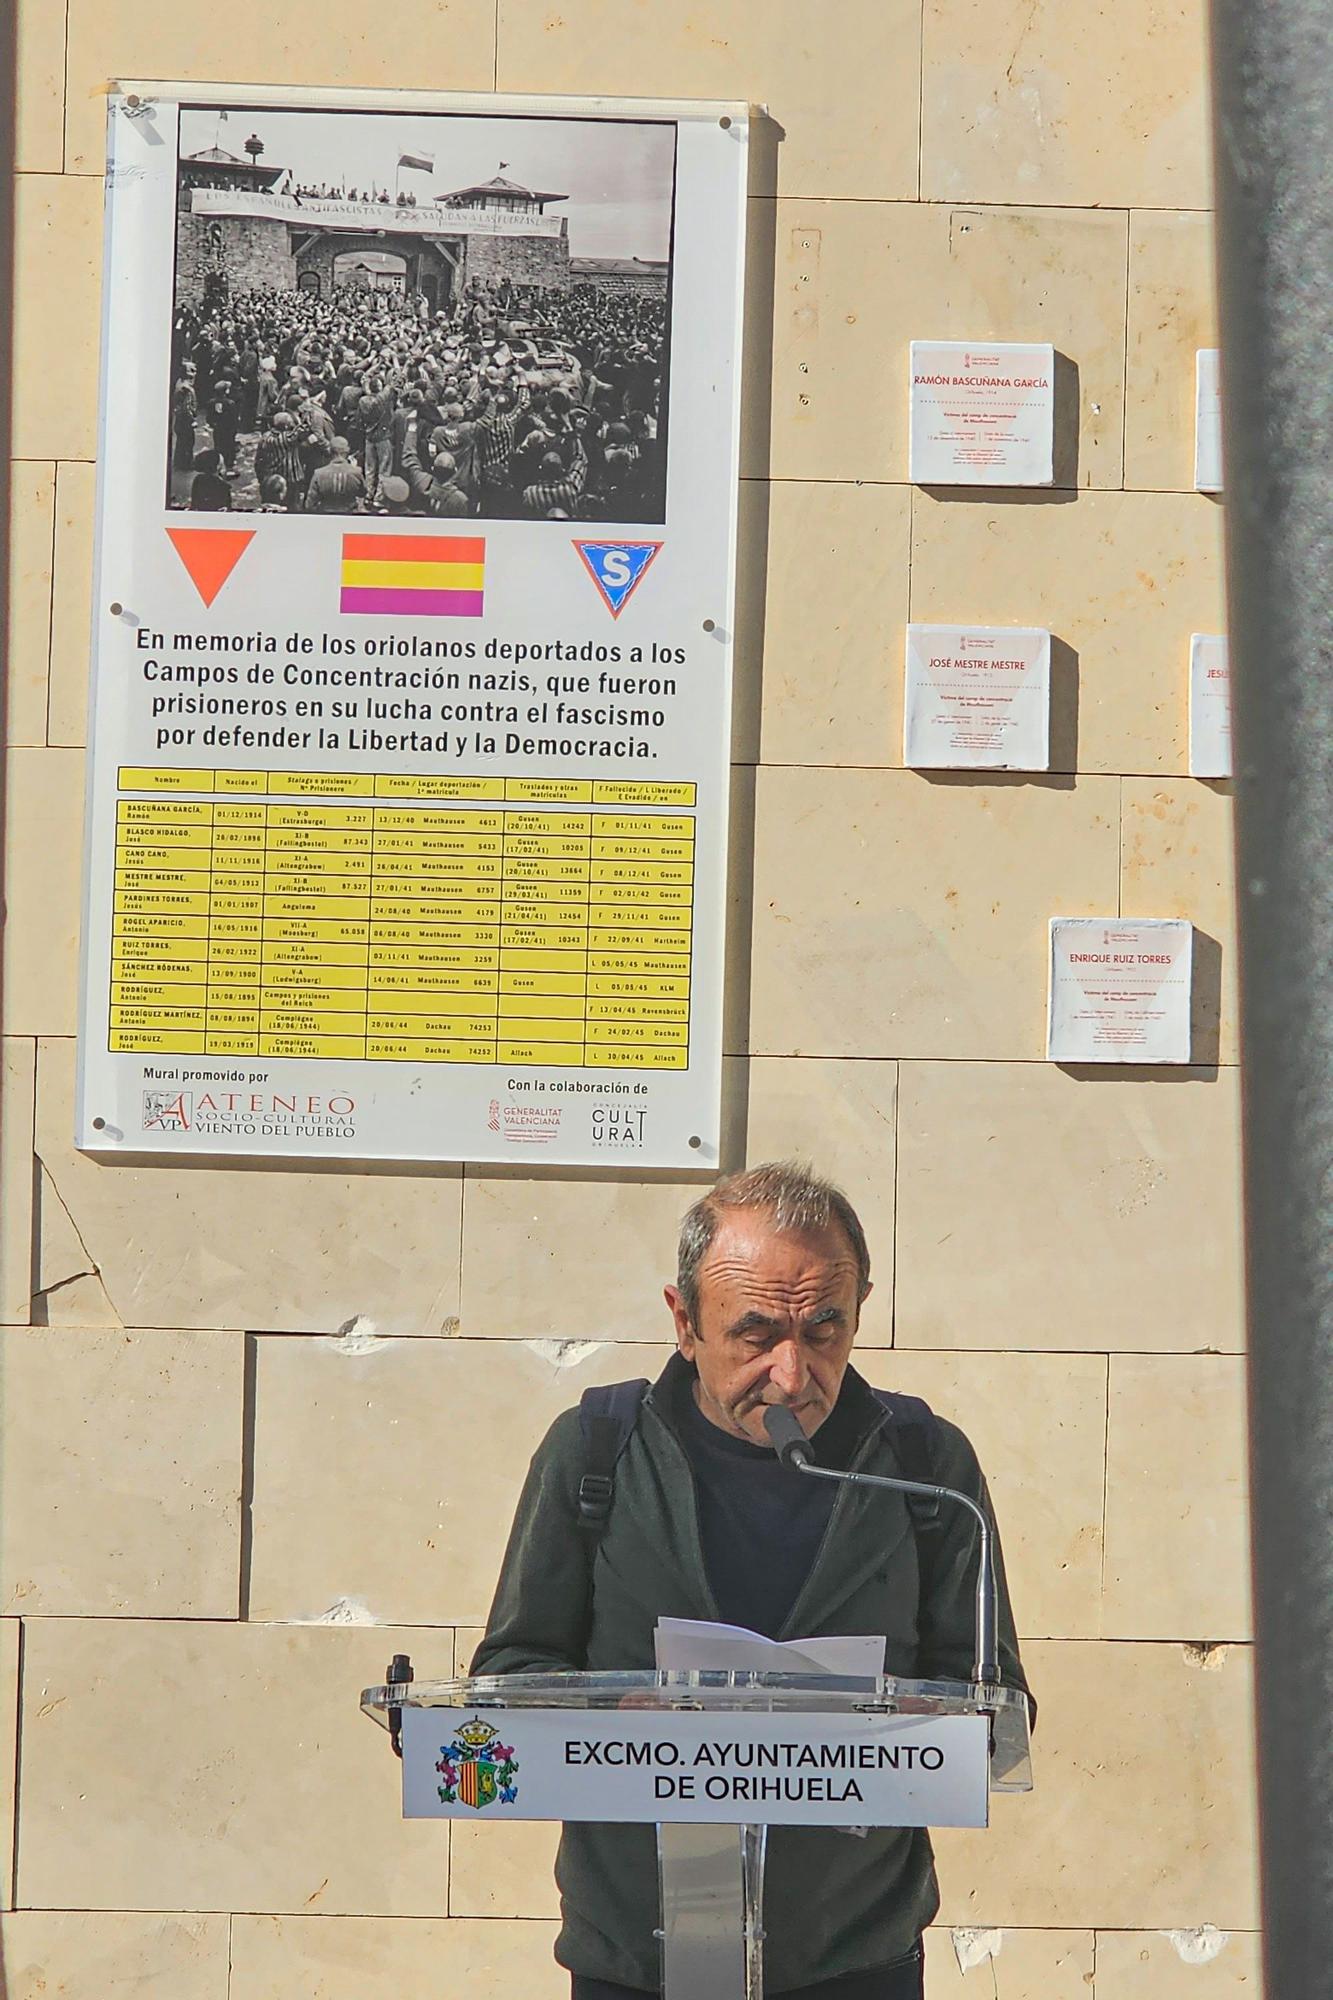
[165,526,256,607]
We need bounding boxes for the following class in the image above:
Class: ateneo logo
[436,1717,519,1811]
[142,1089,192,1132]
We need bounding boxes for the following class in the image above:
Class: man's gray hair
[675,1161,872,1327]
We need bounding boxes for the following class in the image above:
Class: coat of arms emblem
[436,1716,519,1810]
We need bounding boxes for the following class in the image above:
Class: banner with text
[78,86,748,1165]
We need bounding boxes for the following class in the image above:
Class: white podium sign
[1047,918,1194,1064]
[1189,634,1232,778]
[904,625,1050,769]
[401,1706,990,1828]
[1195,349,1223,492]
[909,341,1055,486]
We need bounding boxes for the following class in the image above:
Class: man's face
[665,1209,868,1446]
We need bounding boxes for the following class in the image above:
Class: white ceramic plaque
[1195,349,1223,492]
[1047,918,1194,1065]
[1189,634,1232,778]
[903,625,1050,770]
[909,341,1054,486]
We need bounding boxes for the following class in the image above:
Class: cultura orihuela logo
[436,1717,519,1811]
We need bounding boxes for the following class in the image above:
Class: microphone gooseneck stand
[762,1404,999,1687]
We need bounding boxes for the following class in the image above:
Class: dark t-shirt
[673,1368,863,1639]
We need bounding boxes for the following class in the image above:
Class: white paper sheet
[654,1617,886,1678]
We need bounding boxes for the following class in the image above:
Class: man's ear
[664,1283,696,1358]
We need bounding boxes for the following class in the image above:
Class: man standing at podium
[473,1162,1031,2000]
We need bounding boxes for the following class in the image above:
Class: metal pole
[1209,4,1333,1989]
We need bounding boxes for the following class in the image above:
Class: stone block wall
[175,208,298,302]
[465,227,571,292]
[3,1,1254,1995]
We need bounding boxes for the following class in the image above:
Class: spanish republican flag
[339,533,485,618]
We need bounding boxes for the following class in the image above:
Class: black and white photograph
[167,105,677,522]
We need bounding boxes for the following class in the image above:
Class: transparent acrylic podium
[363,1666,1031,2000]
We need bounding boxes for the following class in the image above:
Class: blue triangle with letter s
[574,540,663,618]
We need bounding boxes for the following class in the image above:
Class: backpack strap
[576,1379,650,1540]
[869,1387,945,1543]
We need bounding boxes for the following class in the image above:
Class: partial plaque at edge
[1189,633,1231,778]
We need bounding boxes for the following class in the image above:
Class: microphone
[762,1404,1000,1687]
[764,1402,813,1469]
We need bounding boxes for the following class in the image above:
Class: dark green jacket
[472,1355,1030,1992]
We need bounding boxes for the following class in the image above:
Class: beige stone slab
[910,489,1226,776]
[750,202,1127,487]
[1122,779,1238,1063]
[34,1039,463,1333]
[33,1163,124,1328]
[230,1913,564,1999]
[15,0,68,173]
[1125,213,1219,493]
[0,1618,18,1910]
[461,1173,703,1340]
[64,4,499,172]
[739,1055,897,1348]
[1,1040,37,1324]
[920,0,1212,210]
[934,1639,1258,1928]
[737,481,910,768]
[7,462,55,746]
[0,1325,242,1617]
[497,0,918,201]
[33,1268,124,1327]
[0,1911,231,1998]
[48,461,96,747]
[2,751,85,1038]
[12,176,103,462]
[923,1924,1094,1995]
[748,769,1120,1061]
[896,1061,1244,1352]
[18,1619,453,1914]
[1104,1356,1251,1642]
[451,1813,561,1919]
[859,1351,1105,1641]
[1095,1929,1263,1995]
[454,1626,484,1674]
[248,1335,672,1626]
